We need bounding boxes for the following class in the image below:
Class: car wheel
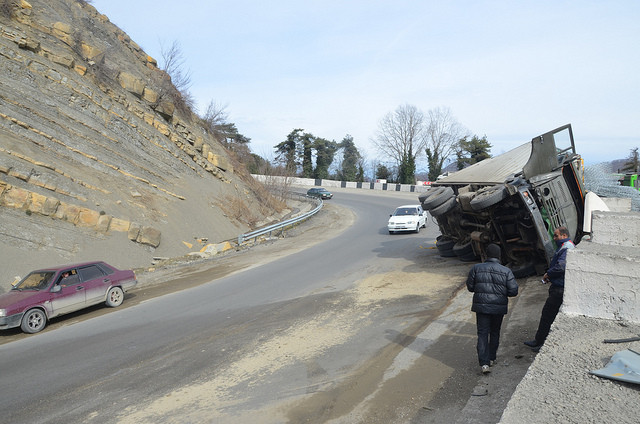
[470,185,508,211]
[415,223,420,233]
[421,186,454,210]
[21,308,47,334]
[430,196,457,217]
[106,286,124,307]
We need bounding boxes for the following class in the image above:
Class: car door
[418,206,426,227]
[49,270,86,316]
[78,264,110,306]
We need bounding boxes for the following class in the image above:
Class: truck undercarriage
[420,124,586,277]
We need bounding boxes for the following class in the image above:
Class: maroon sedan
[0,261,137,334]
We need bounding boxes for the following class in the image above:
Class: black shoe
[531,344,541,353]
[524,340,540,348]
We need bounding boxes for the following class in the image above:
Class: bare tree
[160,40,192,93]
[371,104,428,184]
[425,106,468,181]
[158,40,195,114]
[201,100,229,140]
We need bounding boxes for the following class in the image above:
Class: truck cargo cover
[436,142,531,185]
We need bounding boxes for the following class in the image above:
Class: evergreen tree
[339,135,361,182]
[397,148,416,184]
[274,129,303,175]
[456,135,492,170]
[356,164,365,182]
[313,137,338,179]
[301,132,314,178]
[376,164,391,181]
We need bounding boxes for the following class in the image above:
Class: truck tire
[436,236,456,257]
[453,241,479,261]
[421,186,454,210]
[470,185,508,211]
[453,240,473,256]
[430,196,457,217]
[510,262,537,278]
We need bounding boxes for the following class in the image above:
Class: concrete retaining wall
[563,211,640,322]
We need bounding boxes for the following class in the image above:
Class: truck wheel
[459,252,480,262]
[430,196,457,217]
[511,262,536,278]
[470,185,508,211]
[453,240,474,257]
[421,186,454,210]
[436,236,456,257]
[454,241,479,261]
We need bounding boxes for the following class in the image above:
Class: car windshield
[12,271,55,291]
[394,208,418,216]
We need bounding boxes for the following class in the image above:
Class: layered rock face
[0,0,281,285]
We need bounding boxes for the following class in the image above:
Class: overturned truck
[420,124,587,278]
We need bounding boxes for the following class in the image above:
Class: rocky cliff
[0,0,285,287]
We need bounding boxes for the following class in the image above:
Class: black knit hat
[486,244,501,259]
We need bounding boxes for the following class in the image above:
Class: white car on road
[387,204,427,234]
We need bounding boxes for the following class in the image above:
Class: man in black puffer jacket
[466,243,518,374]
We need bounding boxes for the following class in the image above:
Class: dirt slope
[0,0,284,287]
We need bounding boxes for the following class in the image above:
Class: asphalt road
[0,189,539,423]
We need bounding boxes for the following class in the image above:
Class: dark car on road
[307,187,333,199]
[0,261,137,333]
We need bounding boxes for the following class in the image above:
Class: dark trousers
[534,285,564,345]
[476,313,504,366]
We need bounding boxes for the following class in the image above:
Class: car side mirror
[51,285,62,293]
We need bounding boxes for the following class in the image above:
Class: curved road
[0,189,491,423]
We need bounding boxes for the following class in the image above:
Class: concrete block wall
[563,211,640,322]
[590,210,640,247]
[251,175,431,193]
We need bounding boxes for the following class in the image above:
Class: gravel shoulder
[500,313,640,424]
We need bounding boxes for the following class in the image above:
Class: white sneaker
[482,365,491,374]
[489,360,496,367]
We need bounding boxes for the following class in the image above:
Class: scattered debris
[603,335,640,344]
[590,349,640,385]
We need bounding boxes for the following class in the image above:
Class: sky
[90,0,639,174]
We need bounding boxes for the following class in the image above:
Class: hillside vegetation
[0,0,286,287]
